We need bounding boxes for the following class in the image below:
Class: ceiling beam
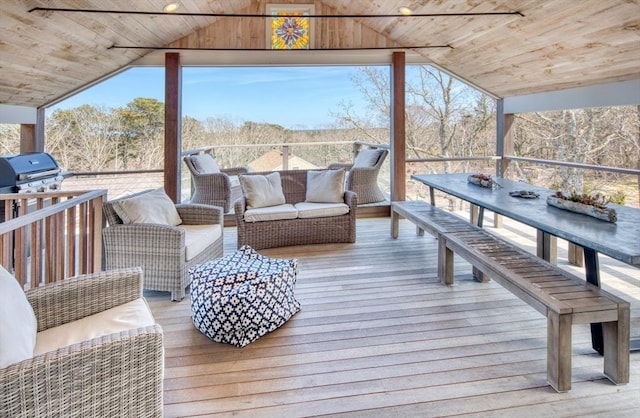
[504,79,640,113]
[0,105,37,124]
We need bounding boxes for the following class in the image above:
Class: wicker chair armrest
[26,267,144,332]
[176,204,223,225]
[103,224,185,262]
[194,171,230,180]
[103,223,184,242]
[344,190,358,209]
[0,325,164,417]
[233,196,248,216]
[221,166,250,176]
[327,162,353,170]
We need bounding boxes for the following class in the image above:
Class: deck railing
[0,189,107,288]
[63,140,391,202]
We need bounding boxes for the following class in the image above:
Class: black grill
[0,152,63,194]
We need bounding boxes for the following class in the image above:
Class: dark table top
[412,173,640,267]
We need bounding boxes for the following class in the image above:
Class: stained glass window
[267,5,314,50]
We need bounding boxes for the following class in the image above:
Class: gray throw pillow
[189,154,220,174]
[353,149,383,168]
[239,172,286,209]
[305,169,345,203]
[112,188,182,226]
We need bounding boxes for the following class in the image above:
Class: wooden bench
[391,200,630,392]
[391,200,487,283]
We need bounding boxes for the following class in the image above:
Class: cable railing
[60,142,639,208]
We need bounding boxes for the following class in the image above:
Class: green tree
[116,98,164,169]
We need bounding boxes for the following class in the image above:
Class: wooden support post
[20,108,45,153]
[391,51,406,202]
[282,145,289,170]
[164,52,182,203]
[20,124,36,153]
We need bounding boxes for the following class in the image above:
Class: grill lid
[0,152,61,188]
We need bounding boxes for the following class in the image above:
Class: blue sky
[51,66,377,129]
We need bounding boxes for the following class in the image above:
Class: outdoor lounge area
[147,217,640,416]
[1,1,639,416]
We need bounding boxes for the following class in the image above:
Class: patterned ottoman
[189,245,301,347]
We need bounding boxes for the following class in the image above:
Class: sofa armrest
[221,166,250,176]
[234,196,248,216]
[0,324,163,417]
[344,190,358,209]
[176,204,223,225]
[26,267,144,332]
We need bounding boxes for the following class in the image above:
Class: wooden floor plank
[145,216,640,417]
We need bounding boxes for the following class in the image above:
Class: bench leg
[547,312,572,392]
[391,210,400,239]
[603,305,630,385]
[472,267,489,283]
[438,236,454,285]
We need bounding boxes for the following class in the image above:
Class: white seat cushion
[244,204,298,222]
[34,298,156,356]
[182,224,223,261]
[295,202,350,219]
[0,265,37,368]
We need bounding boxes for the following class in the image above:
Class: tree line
[1,66,637,203]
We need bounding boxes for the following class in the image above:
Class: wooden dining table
[411,173,640,353]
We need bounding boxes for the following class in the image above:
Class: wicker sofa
[234,169,357,250]
[0,267,164,417]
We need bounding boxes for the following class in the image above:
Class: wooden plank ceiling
[0,0,638,108]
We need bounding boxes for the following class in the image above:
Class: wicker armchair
[184,154,249,213]
[0,267,164,417]
[103,189,224,301]
[328,148,389,204]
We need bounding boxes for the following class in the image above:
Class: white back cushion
[305,169,345,203]
[239,172,286,209]
[353,149,383,168]
[189,154,220,174]
[0,265,37,368]
[112,188,182,226]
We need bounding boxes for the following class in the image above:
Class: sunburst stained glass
[270,8,311,49]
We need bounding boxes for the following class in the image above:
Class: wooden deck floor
[145,216,640,417]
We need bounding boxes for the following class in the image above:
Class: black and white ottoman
[189,245,301,347]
